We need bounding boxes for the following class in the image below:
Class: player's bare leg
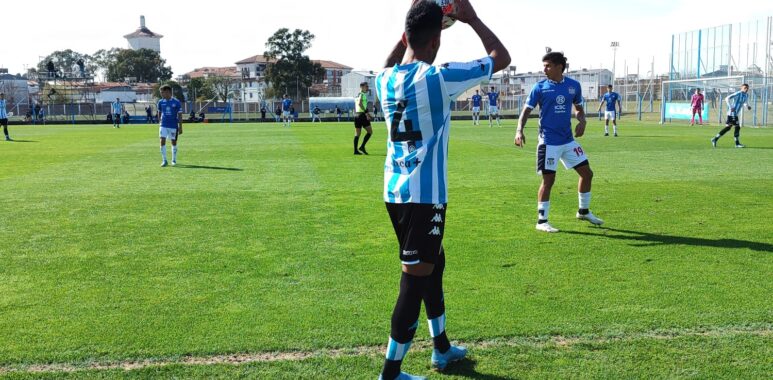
[575,164,603,225]
[536,173,558,232]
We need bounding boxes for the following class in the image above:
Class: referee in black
[354,82,373,155]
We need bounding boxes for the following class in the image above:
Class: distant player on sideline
[111,98,123,128]
[471,89,482,125]
[0,93,10,141]
[486,86,501,127]
[158,85,182,167]
[376,0,510,378]
[281,95,293,127]
[515,52,604,233]
[597,85,621,136]
[712,84,752,148]
[311,105,322,123]
[353,82,373,155]
[690,88,705,126]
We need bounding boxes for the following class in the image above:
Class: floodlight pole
[610,41,620,84]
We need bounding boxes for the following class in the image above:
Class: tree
[152,81,185,102]
[186,77,216,101]
[90,48,121,81]
[263,28,325,99]
[106,49,173,83]
[206,75,240,102]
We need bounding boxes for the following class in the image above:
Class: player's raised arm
[454,0,510,72]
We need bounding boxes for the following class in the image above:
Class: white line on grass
[1,324,770,375]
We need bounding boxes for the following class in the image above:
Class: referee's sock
[353,136,360,152]
[360,133,372,149]
[382,272,427,380]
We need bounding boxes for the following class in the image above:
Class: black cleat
[358,146,369,155]
[354,150,362,155]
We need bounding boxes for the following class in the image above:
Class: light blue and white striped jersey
[726,90,749,116]
[376,56,494,204]
[111,101,122,114]
[0,99,7,119]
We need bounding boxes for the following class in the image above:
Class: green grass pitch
[0,119,771,379]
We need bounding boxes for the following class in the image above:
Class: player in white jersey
[515,52,604,233]
[375,1,510,379]
[111,98,123,128]
[712,84,752,148]
[0,93,10,141]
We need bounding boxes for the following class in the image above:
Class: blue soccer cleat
[431,345,467,371]
[378,372,426,380]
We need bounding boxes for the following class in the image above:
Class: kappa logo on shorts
[547,158,555,166]
[402,250,419,257]
[431,213,443,223]
[428,226,442,236]
[433,204,445,210]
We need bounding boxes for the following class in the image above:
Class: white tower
[124,16,163,52]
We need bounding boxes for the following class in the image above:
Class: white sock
[172,146,178,161]
[613,124,618,134]
[605,124,609,133]
[579,192,591,210]
[538,201,550,223]
[160,146,167,161]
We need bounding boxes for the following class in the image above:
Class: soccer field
[1,120,771,379]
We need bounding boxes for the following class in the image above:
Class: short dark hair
[159,84,172,92]
[405,1,443,49]
[696,88,701,91]
[542,52,568,72]
[360,82,369,87]
[607,85,613,89]
[741,83,749,89]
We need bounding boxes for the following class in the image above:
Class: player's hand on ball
[454,0,478,23]
[575,120,587,137]
[514,131,525,147]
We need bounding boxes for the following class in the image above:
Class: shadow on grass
[563,227,772,252]
[440,358,512,380]
[174,164,243,171]
[7,139,37,143]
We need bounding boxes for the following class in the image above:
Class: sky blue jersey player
[0,92,10,141]
[157,85,182,167]
[712,83,752,148]
[374,1,510,379]
[471,90,482,125]
[111,98,123,128]
[515,51,604,233]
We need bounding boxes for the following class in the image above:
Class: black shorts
[355,113,371,129]
[0,118,7,127]
[725,115,739,126]
[114,114,121,123]
[386,202,446,265]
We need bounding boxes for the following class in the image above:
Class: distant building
[234,55,275,103]
[124,16,163,52]
[95,83,138,103]
[311,60,353,97]
[179,66,241,101]
[0,73,31,106]
[342,71,377,104]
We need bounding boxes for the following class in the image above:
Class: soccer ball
[435,0,457,29]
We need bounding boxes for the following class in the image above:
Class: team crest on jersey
[568,87,576,95]
[556,95,566,105]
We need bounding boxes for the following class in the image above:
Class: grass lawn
[0,119,771,379]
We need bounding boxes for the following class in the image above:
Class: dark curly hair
[405,1,443,48]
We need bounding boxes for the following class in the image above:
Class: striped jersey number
[390,100,422,144]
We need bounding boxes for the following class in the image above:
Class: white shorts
[605,111,617,120]
[472,106,481,113]
[159,127,178,140]
[282,111,291,118]
[537,141,588,174]
[488,106,499,115]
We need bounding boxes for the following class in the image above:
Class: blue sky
[1,0,771,78]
